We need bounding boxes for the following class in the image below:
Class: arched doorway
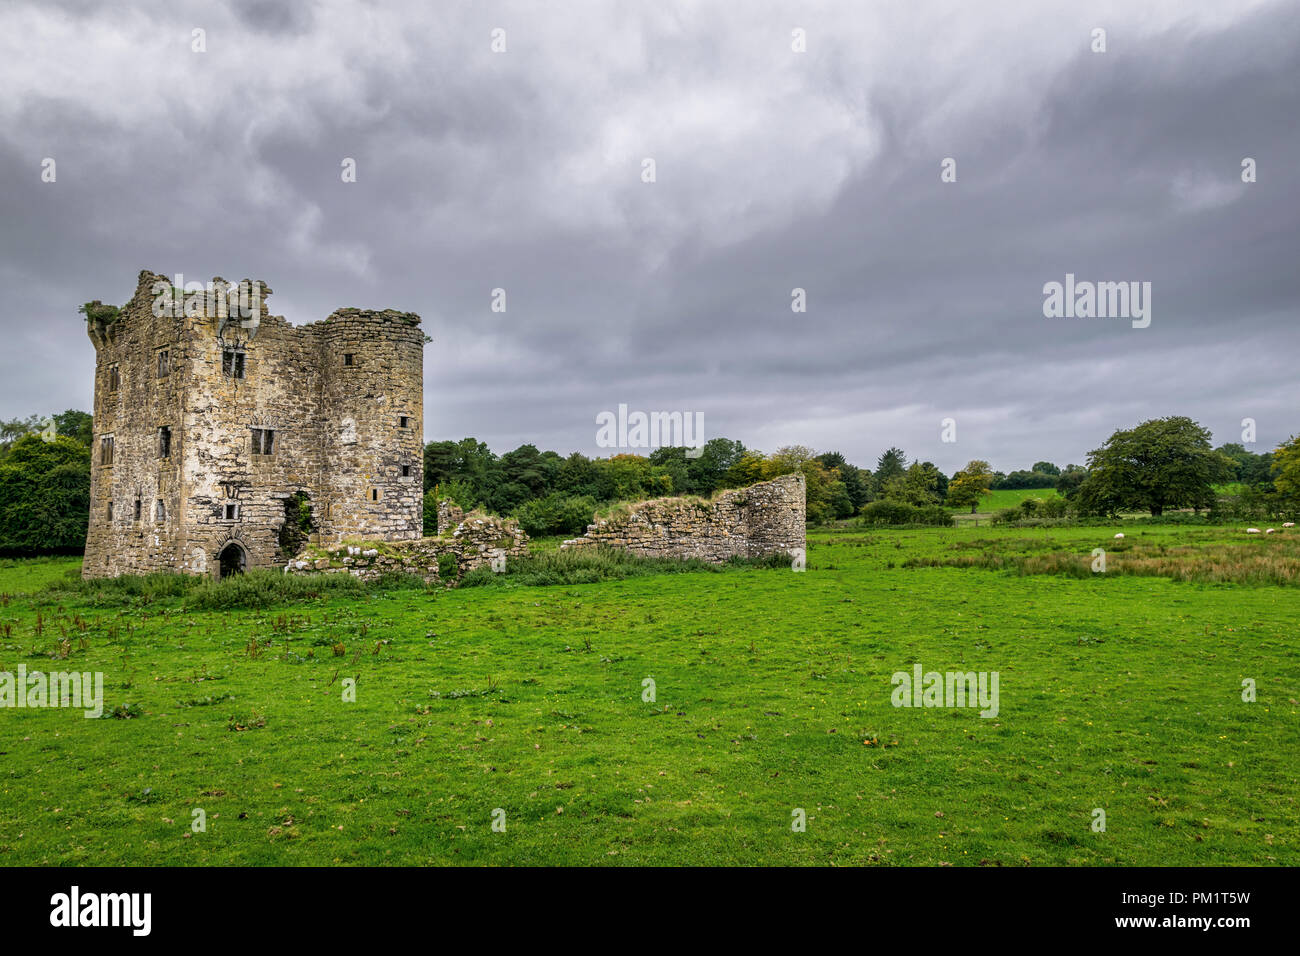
[218,542,247,578]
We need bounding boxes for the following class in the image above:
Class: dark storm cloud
[0,0,1296,472]
[229,0,317,36]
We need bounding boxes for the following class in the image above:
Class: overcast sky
[2,0,1297,473]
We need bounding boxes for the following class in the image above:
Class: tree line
[1,410,1297,553]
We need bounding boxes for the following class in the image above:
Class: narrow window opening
[224,503,240,521]
[343,353,355,367]
[157,349,170,377]
[398,415,410,429]
[222,348,246,379]
[251,428,276,456]
[155,499,166,521]
[133,498,142,521]
[158,425,172,458]
[100,435,115,466]
[401,465,412,478]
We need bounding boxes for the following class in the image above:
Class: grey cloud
[0,0,1296,474]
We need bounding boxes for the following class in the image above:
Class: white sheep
[1246,528,1261,534]
[1266,528,1276,534]
[1284,522,1296,528]
[1113,533,1124,539]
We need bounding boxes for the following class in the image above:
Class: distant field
[1,524,1296,866]
[949,487,1061,523]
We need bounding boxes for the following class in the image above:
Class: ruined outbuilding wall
[284,510,529,583]
[83,270,424,578]
[559,474,805,563]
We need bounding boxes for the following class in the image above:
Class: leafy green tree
[513,494,597,537]
[795,458,836,523]
[0,434,91,553]
[54,410,94,447]
[725,450,767,487]
[883,461,944,506]
[1077,417,1232,517]
[556,452,599,497]
[647,446,692,494]
[498,444,557,501]
[1271,434,1300,505]
[762,445,817,477]
[1215,443,1274,486]
[684,438,747,493]
[1055,467,1087,500]
[0,415,43,457]
[839,462,873,512]
[947,460,995,513]
[994,468,1057,490]
[1031,461,1061,476]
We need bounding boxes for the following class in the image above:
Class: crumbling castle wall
[284,508,529,583]
[559,474,805,563]
[436,499,465,535]
[83,270,424,578]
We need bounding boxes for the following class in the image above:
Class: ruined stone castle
[82,270,425,578]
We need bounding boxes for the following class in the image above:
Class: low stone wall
[285,508,528,583]
[446,511,530,573]
[559,474,805,563]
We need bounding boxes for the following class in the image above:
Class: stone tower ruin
[82,270,424,579]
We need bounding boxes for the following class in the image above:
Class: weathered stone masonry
[283,508,529,584]
[559,474,806,562]
[83,270,424,578]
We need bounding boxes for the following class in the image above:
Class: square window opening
[251,428,276,455]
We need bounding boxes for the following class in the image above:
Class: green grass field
[948,487,1060,524]
[2,524,1296,866]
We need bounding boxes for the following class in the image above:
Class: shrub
[422,490,439,536]
[993,507,1023,526]
[43,571,195,607]
[1041,497,1069,519]
[437,553,459,581]
[183,569,364,609]
[858,500,916,525]
[513,494,597,538]
[858,500,954,527]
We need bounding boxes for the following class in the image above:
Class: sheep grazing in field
[1113,533,1124,539]
[1285,522,1296,528]
[1246,528,1262,534]
[1266,528,1276,534]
